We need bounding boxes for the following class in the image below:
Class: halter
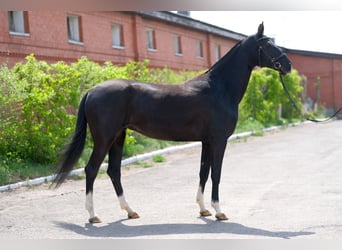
[257,37,287,72]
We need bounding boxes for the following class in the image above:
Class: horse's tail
[54,92,88,188]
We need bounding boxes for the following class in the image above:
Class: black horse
[54,23,292,223]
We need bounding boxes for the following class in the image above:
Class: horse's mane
[205,40,243,75]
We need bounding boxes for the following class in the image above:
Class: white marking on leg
[85,192,96,219]
[196,186,206,212]
[118,194,134,214]
[211,201,222,215]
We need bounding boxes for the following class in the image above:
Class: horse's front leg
[210,140,228,221]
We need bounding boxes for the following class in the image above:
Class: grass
[134,161,153,168]
[0,134,173,186]
[123,132,179,157]
[235,118,264,134]
[133,155,165,169]
[0,154,55,185]
[152,155,165,163]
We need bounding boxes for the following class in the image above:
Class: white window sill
[112,45,125,50]
[175,53,183,57]
[68,40,84,46]
[147,48,157,52]
[9,32,30,37]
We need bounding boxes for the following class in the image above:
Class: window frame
[8,11,30,36]
[67,14,83,45]
[112,23,125,49]
[146,28,157,51]
[196,39,204,58]
[174,34,183,56]
[215,44,221,62]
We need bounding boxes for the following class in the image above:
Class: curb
[0,121,309,192]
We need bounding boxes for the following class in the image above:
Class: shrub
[239,68,303,126]
[0,55,81,163]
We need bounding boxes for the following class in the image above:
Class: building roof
[283,47,342,60]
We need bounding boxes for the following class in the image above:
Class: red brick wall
[0,11,137,65]
[0,11,236,71]
[133,15,236,71]
[332,59,342,109]
[288,52,342,110]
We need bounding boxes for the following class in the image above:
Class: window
[112,23,124,48]
[146,28,156,50]
[215,44,221,62]
[196,40,203,58]
[67,14,83,44]
[8,11,29,35]
[174,35,182,55]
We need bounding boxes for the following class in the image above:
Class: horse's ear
[257,22,264,38]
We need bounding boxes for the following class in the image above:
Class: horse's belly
[127,119,203,141]
[127,90,210,141]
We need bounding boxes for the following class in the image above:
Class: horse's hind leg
[197,142,212,217]
[85,143,109,223]
[107,130,139,219]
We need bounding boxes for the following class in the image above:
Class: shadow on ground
[54,217,314,239]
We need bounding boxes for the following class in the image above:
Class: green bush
[239,68,303,126]
[0,55,80,163]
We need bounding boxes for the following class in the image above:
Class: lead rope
[279,73,342,123]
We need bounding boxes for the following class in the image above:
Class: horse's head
[254,22,292,75]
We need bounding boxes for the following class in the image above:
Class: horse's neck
[210,50,254,105]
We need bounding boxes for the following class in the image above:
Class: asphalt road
[0,120,342,239]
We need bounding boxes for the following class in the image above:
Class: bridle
[257,37,287,73]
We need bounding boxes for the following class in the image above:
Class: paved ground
[0,120,342,239]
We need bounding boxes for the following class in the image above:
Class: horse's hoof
[215,213,228,221]
[200,210,212,217]
[88,216,102,223]
[128,212,140,219]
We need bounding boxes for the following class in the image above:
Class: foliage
[0,54,304,185]
[239,68,303,126]
[1,56,79,163]
[152,155,166,163]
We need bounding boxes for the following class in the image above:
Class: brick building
[0,11,244,70]
[1,10,342,112]
[284,48,342,111]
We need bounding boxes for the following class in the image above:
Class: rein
[279,73,342,123]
